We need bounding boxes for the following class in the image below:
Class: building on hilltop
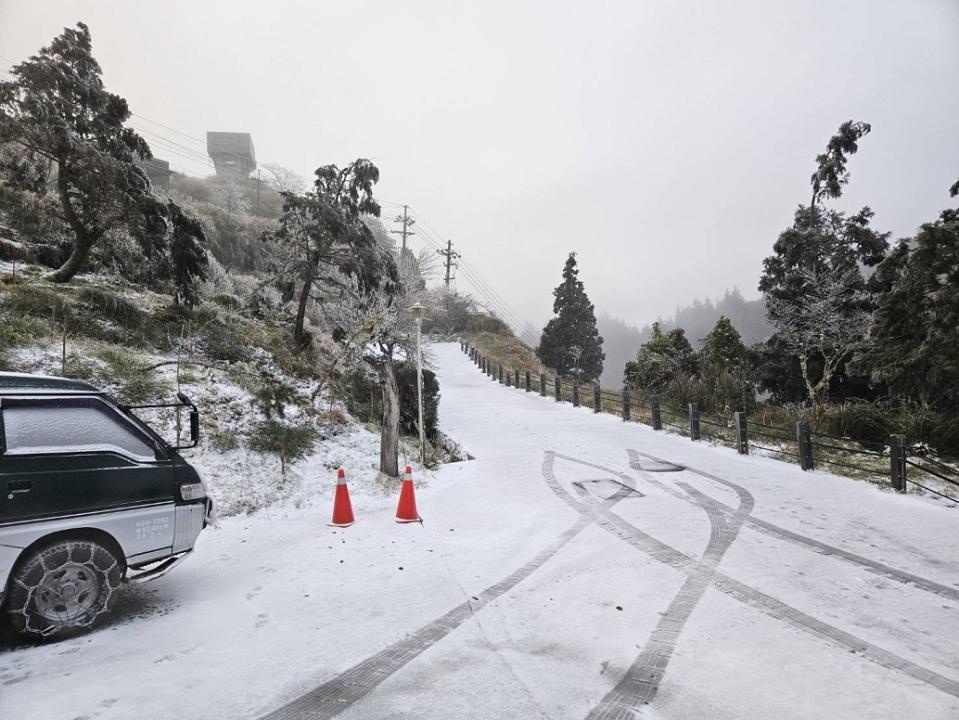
[206,132,256,179]
[137,158,173,188]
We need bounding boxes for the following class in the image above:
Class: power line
[408,214,539,346]
[409,212,536,334]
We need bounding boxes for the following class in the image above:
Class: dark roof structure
[206,132,256,178]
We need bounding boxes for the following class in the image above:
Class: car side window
[2,402,156,461]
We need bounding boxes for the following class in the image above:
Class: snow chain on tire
[5,539,123,637]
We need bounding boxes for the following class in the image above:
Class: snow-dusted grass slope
[2,343,958,720]
[7,341,431,517]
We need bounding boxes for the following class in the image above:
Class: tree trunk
[379,361,400,478]
[293,274,313,351]
[799,354,817,414]
[50,234,94,283]
[50,161,94,283]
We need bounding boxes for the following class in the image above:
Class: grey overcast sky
[1,1,957,331]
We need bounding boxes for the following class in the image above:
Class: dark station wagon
[0,372,213,637]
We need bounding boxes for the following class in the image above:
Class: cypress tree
[537,253,604,381]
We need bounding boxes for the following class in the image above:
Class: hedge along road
[260,343,959,720]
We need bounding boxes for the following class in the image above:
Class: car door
[0,396,176,555]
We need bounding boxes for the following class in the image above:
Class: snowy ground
[2,342,958,719]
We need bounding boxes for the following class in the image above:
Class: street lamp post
[408,303,428,465]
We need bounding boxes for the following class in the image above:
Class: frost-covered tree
[325,287,413,478]
[265,159,397,350]
[766,265,870,411]
[866,198,959,411]
[759,120,888,405]
[624,322,697,393]
[0,23,205,285]
[537,253,604,381]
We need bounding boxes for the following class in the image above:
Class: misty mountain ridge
[597,287,772,387]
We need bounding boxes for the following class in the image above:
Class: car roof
[0,371,101,394]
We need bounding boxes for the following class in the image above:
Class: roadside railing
[459,340,959,504]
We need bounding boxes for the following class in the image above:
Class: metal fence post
[622,387,630,421]
[554,377,561,402]
[593,384,601,413]
[890,434,907,492]
[734,411,749,455]
[689,403,700,441]
[540,373,546,396]
[651,395,662,430]
[525,371,531,392]
[572,383,580,407]
[797,421,814,470]
[514,369,520,388]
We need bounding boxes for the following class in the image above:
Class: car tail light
[180,482,206,501]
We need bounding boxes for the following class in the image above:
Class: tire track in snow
[550,453,753,717]
[545,451,959,711]
[628,449,959,603]
[260,485,633,720]
[585,476,752,718]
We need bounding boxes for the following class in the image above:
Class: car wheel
[4,539,123,637]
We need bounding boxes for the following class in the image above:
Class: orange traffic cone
[330,468,355,527]
[395,466,421,523]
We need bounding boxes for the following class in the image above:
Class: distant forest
[597,288,771,387]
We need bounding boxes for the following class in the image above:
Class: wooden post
[797,421,814,470]
[572,383,580,407]
[593,384,601,413]
[499,364,503,384]
[689,403,700,441]
[506,370,511,387]
[622,387,630,421]
[514,369,520,388]
[651,396,662,430]
[554,377,561,402]
[540,372,546,396]
[734,411,749,455]
[525,370,531,392]
[890,434,907,492]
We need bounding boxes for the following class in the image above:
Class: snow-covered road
[2,342,958,719]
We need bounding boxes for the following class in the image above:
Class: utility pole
[391,205,415,254]
[255,169,261,215]
[437,239,460,288]
[392,205,413,253]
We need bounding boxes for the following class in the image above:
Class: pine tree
[701,316,754,413]
[866,203,959,411]
[537,253,604,381]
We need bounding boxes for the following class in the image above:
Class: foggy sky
[1,1,957,333]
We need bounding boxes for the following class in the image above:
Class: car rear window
[3,403,156,461]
